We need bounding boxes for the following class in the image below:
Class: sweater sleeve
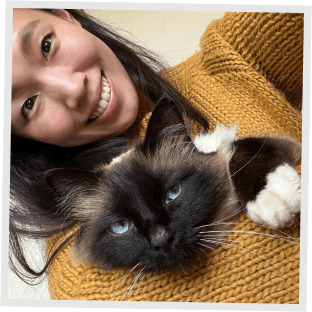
[201,12,304,111]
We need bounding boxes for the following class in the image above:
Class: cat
[43,97,301,274]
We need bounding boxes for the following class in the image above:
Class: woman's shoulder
[198,12,303,110]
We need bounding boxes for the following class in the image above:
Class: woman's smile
[86,71,118,125]
[88,73,111,122]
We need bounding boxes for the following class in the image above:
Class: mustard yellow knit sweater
[46,12,303,303]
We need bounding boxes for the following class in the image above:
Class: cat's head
[45,98,240,273]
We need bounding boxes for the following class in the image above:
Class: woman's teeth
[89,75,110,121]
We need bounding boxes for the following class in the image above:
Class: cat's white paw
[193,124,237,154]
[246,163,301,229]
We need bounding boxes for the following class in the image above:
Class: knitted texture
[46,12,302,302]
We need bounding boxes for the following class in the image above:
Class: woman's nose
[45,70,87,109]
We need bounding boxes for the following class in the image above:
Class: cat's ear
[43,168,99,197]
[142,97,192,154]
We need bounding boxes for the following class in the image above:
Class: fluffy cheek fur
[69,188,109,266]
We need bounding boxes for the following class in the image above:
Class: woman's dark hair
[10,9,209,284]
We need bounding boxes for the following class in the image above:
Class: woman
[11,8,303,302]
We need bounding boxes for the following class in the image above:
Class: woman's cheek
[54,112,67,128]
[37,111,76,143]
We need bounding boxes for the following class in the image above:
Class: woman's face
[11,9,140,146]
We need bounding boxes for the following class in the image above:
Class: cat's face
[46,99,240,273]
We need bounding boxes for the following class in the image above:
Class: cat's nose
[150,225,175,251]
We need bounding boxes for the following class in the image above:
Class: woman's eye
[41,36,52,59]
[22,96,37,118]
[109,221,131,234]
[165,181,182,204]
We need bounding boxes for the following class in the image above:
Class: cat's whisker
[200,238,289,279]
[199,237,228,248]
[134,272,146,295]
[200,235,227,241]
[222,237,292,257]
[207,231,300,245]
[198,230,299,275]
[199,238,259,280]
[199,237,269,273]
[199,233,298,264]
[115,262,141,292]
[123,266,146,301]
[193,207,245,230]
[198,230,299,245]
[197,242,221,254]
[199,222,299,243]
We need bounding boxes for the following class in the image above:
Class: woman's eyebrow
[21,19,41,55]
[11,19,42,102]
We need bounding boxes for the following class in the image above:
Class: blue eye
[165,181,182,204]
[109,221,131,234]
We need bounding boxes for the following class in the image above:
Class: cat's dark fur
[43,98,301,273]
